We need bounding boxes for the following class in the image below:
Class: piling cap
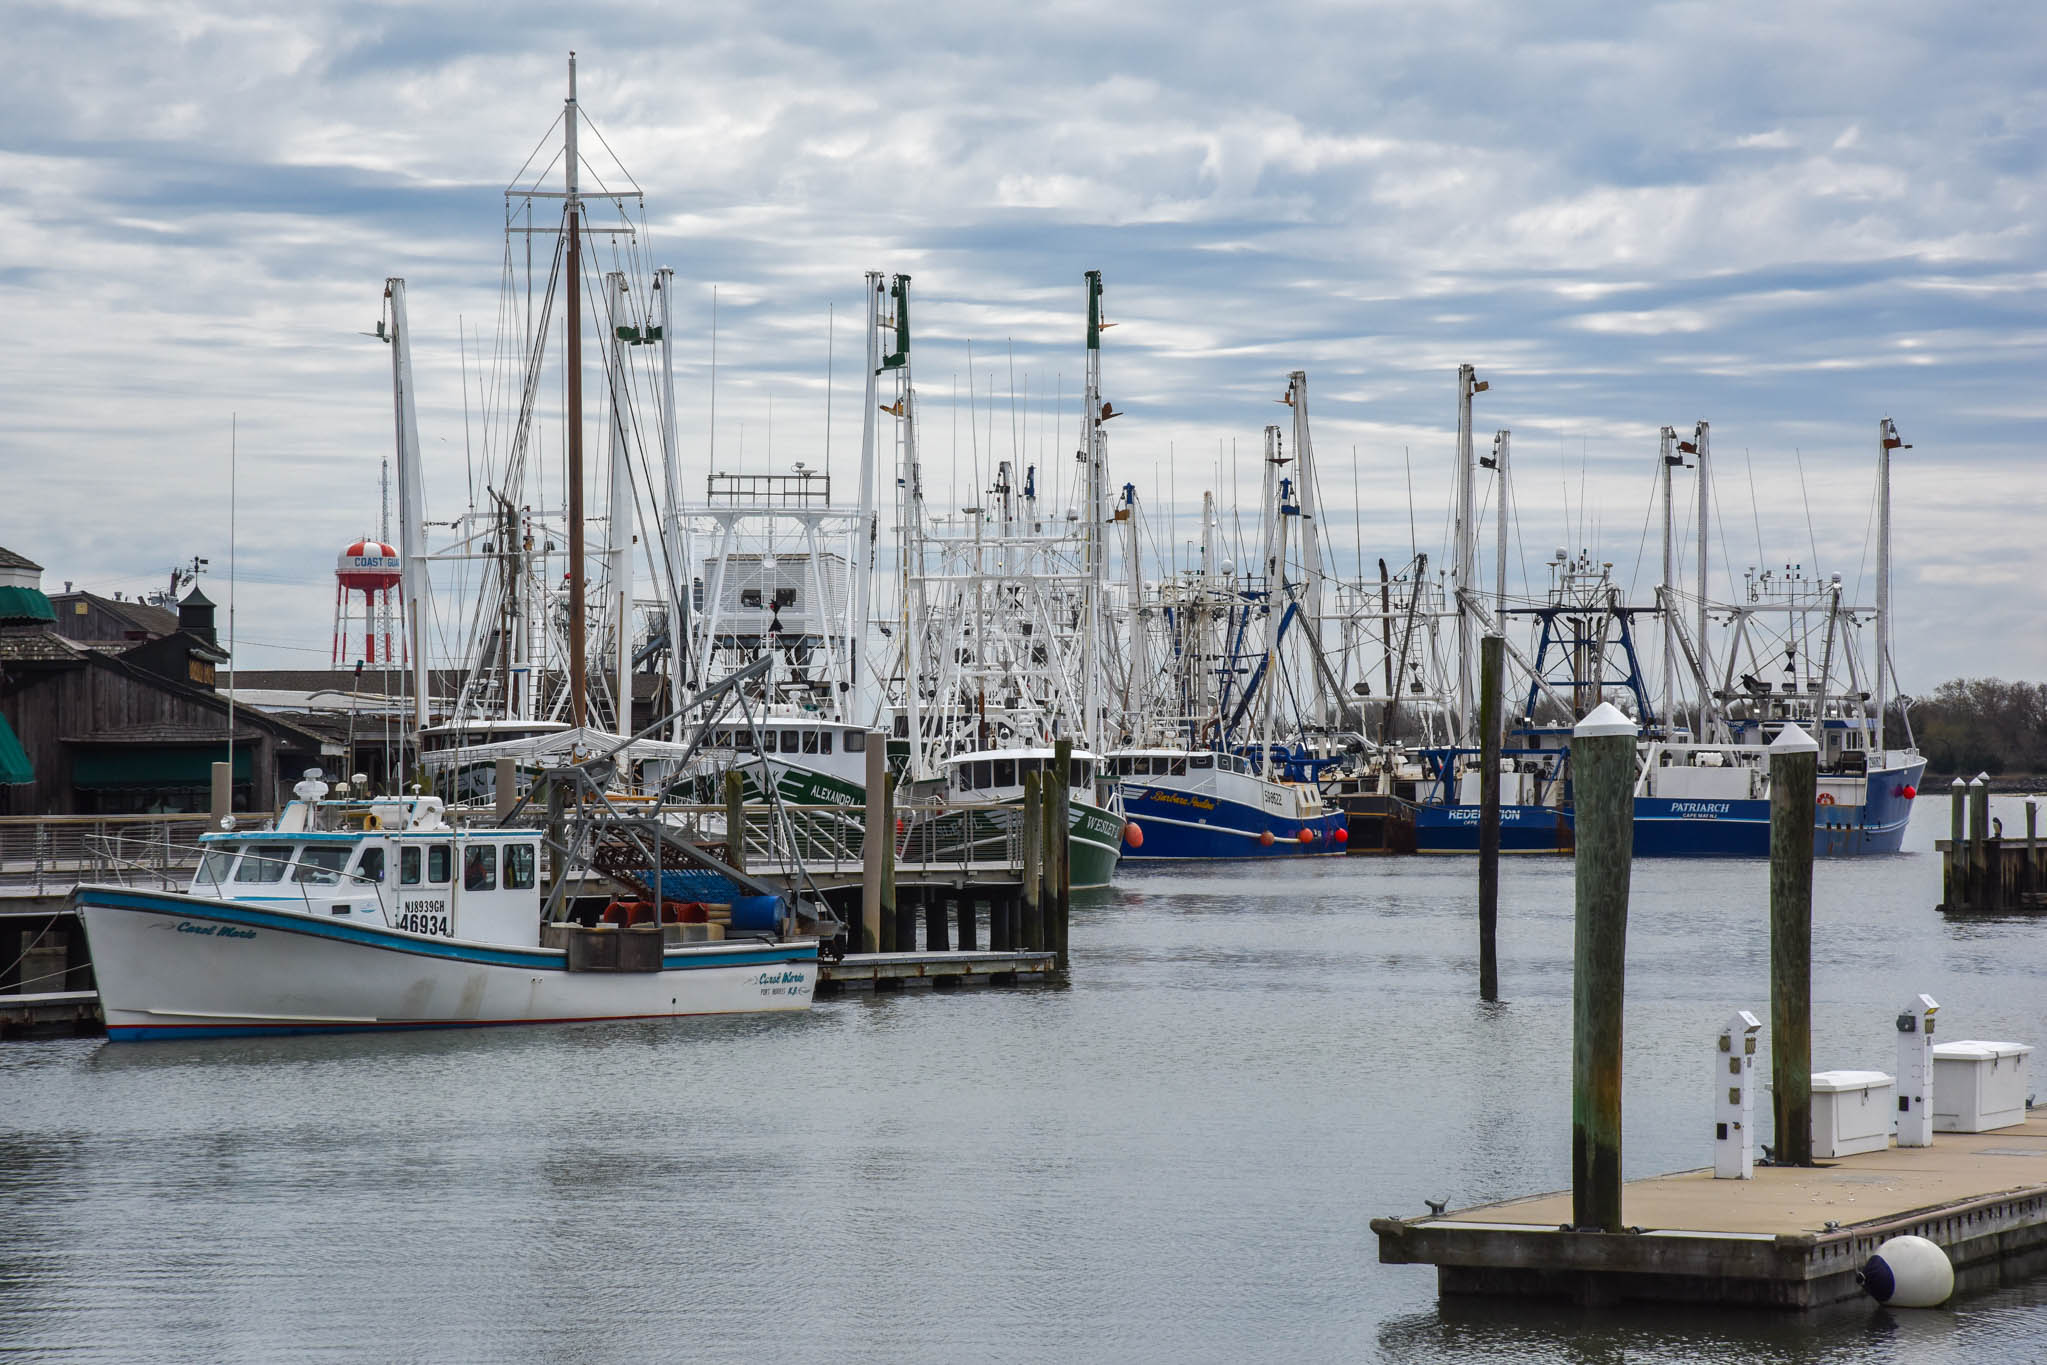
[1573,701,1637,738]
[1769,723,1819,755]
[1970,773,1988,788]
[1951,777,1966,789]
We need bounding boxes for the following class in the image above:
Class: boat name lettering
[1667,801,1732,817]
[1141,790,1216,811]
[175,921,256,940]
[753,968,808,998]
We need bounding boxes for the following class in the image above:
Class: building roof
[47,590,181,639]
[0,547,42,572]
[0,629,86,663]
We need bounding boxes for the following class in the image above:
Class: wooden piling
[209,761,231,831]
[861,732,886,953]
[1477,633,1503,1002]
[880,772,899,953]
[1946,778,1966,910]
[1969,774,1992,910]
[1021,771,1044,953]
[1769,725,1818,1168]
[957,894,978,951]
[494,756,517,822]
[926,889,950,952]
[1570,703,1636,1232]
[724,769,747,875]
[1051,738,1073,971]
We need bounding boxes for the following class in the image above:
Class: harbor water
[4,797,2045,1363]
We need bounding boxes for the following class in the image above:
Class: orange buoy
[1297,828,1315,844]
[1259,830,1275,847]
[1123,822,1144,848]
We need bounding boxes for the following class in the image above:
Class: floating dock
[1373,1111,2047,1308]
[0,989,102,1039]
[817,948,1056,992]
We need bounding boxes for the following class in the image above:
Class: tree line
[1895,678,2047,776]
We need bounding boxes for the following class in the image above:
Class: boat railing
[0,813,273,899]
[605,799,1025,875]
[74,838,393,919]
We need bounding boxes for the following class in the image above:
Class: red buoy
[1898,784,1917,800]
[1333,827,1348,845]
[1259,830,1275,847]
[1123,822,1144,848]
[1297,828,1315,844]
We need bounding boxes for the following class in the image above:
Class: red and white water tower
[332,539,403,666]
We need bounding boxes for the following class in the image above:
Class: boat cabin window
[762,731,777,753]
[505,844,536,890]
[197,847,238,886]
[1071,759,1090,787]
[464,845,496,892]
[1190,754,1213,770]
[401,846,421,886]
[781,730,799,753]
[973,760,993,790]
[352,847,386,884]
[426,844,452,885]
[994,758,1016,787]
[734,729,756,753]
[235,844,292,884]
[844,730,866,753]
[803,730,821,754]
[293,847,350,885]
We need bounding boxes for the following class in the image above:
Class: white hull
[74,885,817,1040]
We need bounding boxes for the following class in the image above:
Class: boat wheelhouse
[928,747,1125,889]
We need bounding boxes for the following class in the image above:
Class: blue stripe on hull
[1118,790,1347,860]
[75,887,816,973]
[1411,805,1573,853]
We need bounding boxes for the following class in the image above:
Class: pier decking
[1373,1111,2047,1308]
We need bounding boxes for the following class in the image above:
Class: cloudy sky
[3,1,2041,695]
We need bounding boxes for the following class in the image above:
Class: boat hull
[1117,786,1347,860]
[1412,756,1929,857]
[73,885,817,1041]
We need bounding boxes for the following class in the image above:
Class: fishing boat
[72,775,818,1040]
[1109,747,1343,859]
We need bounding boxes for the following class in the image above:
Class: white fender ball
[1858,1234,1954,1308]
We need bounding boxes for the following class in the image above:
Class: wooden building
[0,552,334,815]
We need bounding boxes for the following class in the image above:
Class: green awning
[0,585,55,625]
[71,745,251,788]
[0,713,30,785]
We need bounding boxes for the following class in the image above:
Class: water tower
[332,539,403,667]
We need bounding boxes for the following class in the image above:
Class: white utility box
[1931,1040,2033,1133]
[1811,1070,1896,1158]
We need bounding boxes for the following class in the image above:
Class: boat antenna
[226,411,236,821]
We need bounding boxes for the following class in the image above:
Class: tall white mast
[385,277,431,757]
[1657,425,1678,734]
[563,51,589,731]
[655,266,683,737]
[1258,448,1293,778]
[604,271,635,740]
[1082,269,1110,754]
[1490,429,1510,625]
[1876,417,1907,757]
[1693,419,1711,738]
[1288,370,1325,723]
[1452,364,1485,743]
[852,272,882,710]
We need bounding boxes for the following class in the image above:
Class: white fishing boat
[72,776,817,1041]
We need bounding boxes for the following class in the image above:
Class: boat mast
[1693,419,1711,739]
[385,277,431,764]
[1258,453,1294,778]
[1453,365,1485,745]
[604,271,634,740]
[656,266,684,736]
[1877,417,1908,757]
[1289,371,1325,724]
[851,272,882,709]
[1082,269,1109,755]
[1658,425,1677,733]
[564,52,588,731]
